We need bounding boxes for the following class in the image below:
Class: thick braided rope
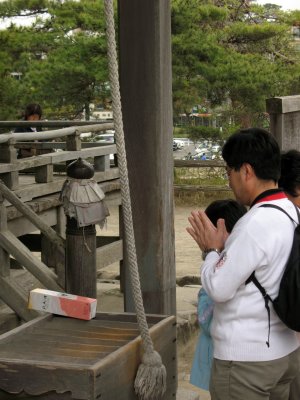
[104,0,154,354]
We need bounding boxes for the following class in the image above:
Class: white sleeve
[201,226,266,303]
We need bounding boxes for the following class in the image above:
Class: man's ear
[242,163,255,181]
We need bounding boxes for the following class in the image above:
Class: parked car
[211,144,221,152]
[195,146,209,154]
[173,141,179,151]
[94,133,115,143]
[173,139,185,149]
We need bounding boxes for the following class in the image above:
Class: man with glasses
[187,128,300,400]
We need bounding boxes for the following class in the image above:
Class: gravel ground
[98,204,204,278]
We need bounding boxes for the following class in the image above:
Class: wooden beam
[0,156,52,174]
[266,95,300,114]
[174,184,232,193]
[0,275,39,321]
[96,240,123,270]
[174,159,225,168]
[0,145,116,174]
[0,120,114,129]
[6,194,61,220]
[0,230,62,291]
[44,145,116,163]
[0,180,65,251]
[17,141,114,150]
[0,123,114,143]
[9,169,119,203]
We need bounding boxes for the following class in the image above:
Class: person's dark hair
[279,150,300,197]
[222,128,281,182]
[23,103,42,120]
[205,199,247,233]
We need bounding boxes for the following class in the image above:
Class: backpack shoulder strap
[259,203,300,225]
[246,271,272,347]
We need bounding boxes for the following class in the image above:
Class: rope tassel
[134,351,167,400]
[104,1,167,399]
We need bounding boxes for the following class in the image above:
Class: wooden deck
[0,124,123,323]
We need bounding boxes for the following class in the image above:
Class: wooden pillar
[0,138,19,190]
[64,158,97,298]
[66,130,81,167]
[65,217,97,298]
[0,195,10,278]
[66,130,81,151]
[118,0,176,315]
[266,95,300,151]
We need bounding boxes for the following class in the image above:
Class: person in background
[15,103,42,158]
[187,128,300,400]
[279,150,300,207]
[200,153,207,160]
[190,199,247,391]
[279,149,300,400]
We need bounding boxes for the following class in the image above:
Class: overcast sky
[255,0,300,11]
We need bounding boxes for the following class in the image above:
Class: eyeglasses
[225,166,233,177]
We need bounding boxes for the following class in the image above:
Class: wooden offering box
[0,312,177,400]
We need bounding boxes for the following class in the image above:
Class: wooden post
[0,195,10,278]
[64,158,97,298]
[0,138,19,190]
[65,217,97,298]
[119,0,176,315]
[66,129,81,151]
[94,155,110,172]
[35,164,53,183]
[266,95,300,151]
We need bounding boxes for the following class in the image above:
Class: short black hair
[279,150,300,197]
[222,128,281,182]
[24,103,42,120]
[205,199,247,233]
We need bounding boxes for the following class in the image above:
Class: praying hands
[186,210,228,252]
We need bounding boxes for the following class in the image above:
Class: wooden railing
[0,123,115,191]
[0,129,232,323]
[173,158,232,195]
[0,123,123,323]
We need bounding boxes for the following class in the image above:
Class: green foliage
[172,0,300,128]
[0,0,299,127]
[0,0,109,120]
[184,125,221,142]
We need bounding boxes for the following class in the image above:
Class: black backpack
[246,203,300,347]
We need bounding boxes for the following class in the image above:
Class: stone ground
[97,205,211,400]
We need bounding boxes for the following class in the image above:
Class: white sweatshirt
[201,196,299,361]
